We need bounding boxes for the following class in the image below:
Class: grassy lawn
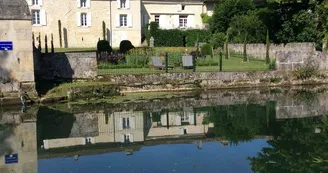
[98,55,269,75]
[45,81,112,98]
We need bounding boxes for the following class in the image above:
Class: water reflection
[1,87,328,172]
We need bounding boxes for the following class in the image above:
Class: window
[81,13,87,26]
[120,14,127,27]
[181,114,189,122]
[155,15,159,23]
[124,134,130,142]
[32,0,39,5]
[179,15,187,28]
[81,0,87,7]
[122,117,130,129]
[32,10,40,25]
[120,0,126,8]
[182,5,185,10]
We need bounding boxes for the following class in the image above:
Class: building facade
[25,0,215,48]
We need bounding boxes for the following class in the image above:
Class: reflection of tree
[0,124,13,156]
[249,117,328,173]
[199,102,276,145]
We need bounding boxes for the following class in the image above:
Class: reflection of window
[181,114,189,122]
[120,14,127,27]
[123,117,130,129]
[81,0,87,7]
[32,0,39,5]
[179,15,187,28]
[155,15,159,23]
[81,13,87,26]
[124,134,130,142]
[120,0,126,8]
[32,10,40,25]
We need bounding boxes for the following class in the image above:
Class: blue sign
[5,154,18,164]
[0,41,13,51]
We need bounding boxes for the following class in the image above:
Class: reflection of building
[41,109,213,150]
[0,113,37,173]
[148,109,213,139]
[42,111,147,149]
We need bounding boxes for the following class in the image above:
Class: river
[1,86,328,173]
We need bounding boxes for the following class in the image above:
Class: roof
[0,0,31,20]
[143,0,204,4]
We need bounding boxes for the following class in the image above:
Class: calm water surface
[1,88,328,173]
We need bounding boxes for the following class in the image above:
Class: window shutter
[116,14,120,27]
[87,12,92,27]
[76,12,81,26]
[159,15,166,29]
[77,0,81,8]
[120,134,124,143]
[39,0,43,6]
[40,9,47,25]
[28,0,32,6]
[43,140,49,149]
[127,14,133,28]
[175,115,181,125]
[117,0,121,9]
[187,15,194,28]
[130,117,135,129]
[174,15,179,28]
[177,4,182,12]
[126,0,130,9]
[130,134,134,142]
[119,117,123,130]
[86,0,91,8]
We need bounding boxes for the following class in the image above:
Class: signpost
[5,154,18,164]
[0,41,13,51]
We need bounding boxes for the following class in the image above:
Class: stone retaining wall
[34,52,97,80]
[276,51,328,71]
[229,42,315,59]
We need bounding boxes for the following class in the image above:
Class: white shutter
[82,138,86,145]
[40,9,47,25]
[174,15,179,28]
[76,12,81,26]
[189,113,195,124]
[127,14,133,28]
[161,114,167,126]
[28,0,32,6]
[86,0,91,8]
[119,117,123,130]
[77,0,81,8]
[116,14,120,27]
[159,15,166,28]
[130,134,134,142]
[126,0,130,9]
[177,4,182,12]
[175,115,181,126]
[130,117,135,129]
[87,12,92,27]
[117,0,121,9]
[39,0,43,6]
[120,134,124,143]
[187,15,194,28]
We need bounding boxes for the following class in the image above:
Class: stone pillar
[149,37,154,47]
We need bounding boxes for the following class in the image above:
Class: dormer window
[121,0,126,8]
[32,0,39,5]
[81,0,87,7]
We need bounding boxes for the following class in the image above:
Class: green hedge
[148,22,211,47]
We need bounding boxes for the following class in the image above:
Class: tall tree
[210,0,255,33]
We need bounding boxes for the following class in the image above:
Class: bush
[201,43,212,56]
[119,40,135,53]
[97,40,112,52]
[269,59,276,70]
[293,60,318,80]
[185,29,211,47]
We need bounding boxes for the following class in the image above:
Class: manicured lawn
[98,55,269,75]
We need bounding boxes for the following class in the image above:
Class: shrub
[119,40,135,53]
[97,40,112,52]
[185,29,211,47]
[293,60,318,80]
[201,43,212,56]
[269,59,276,70]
